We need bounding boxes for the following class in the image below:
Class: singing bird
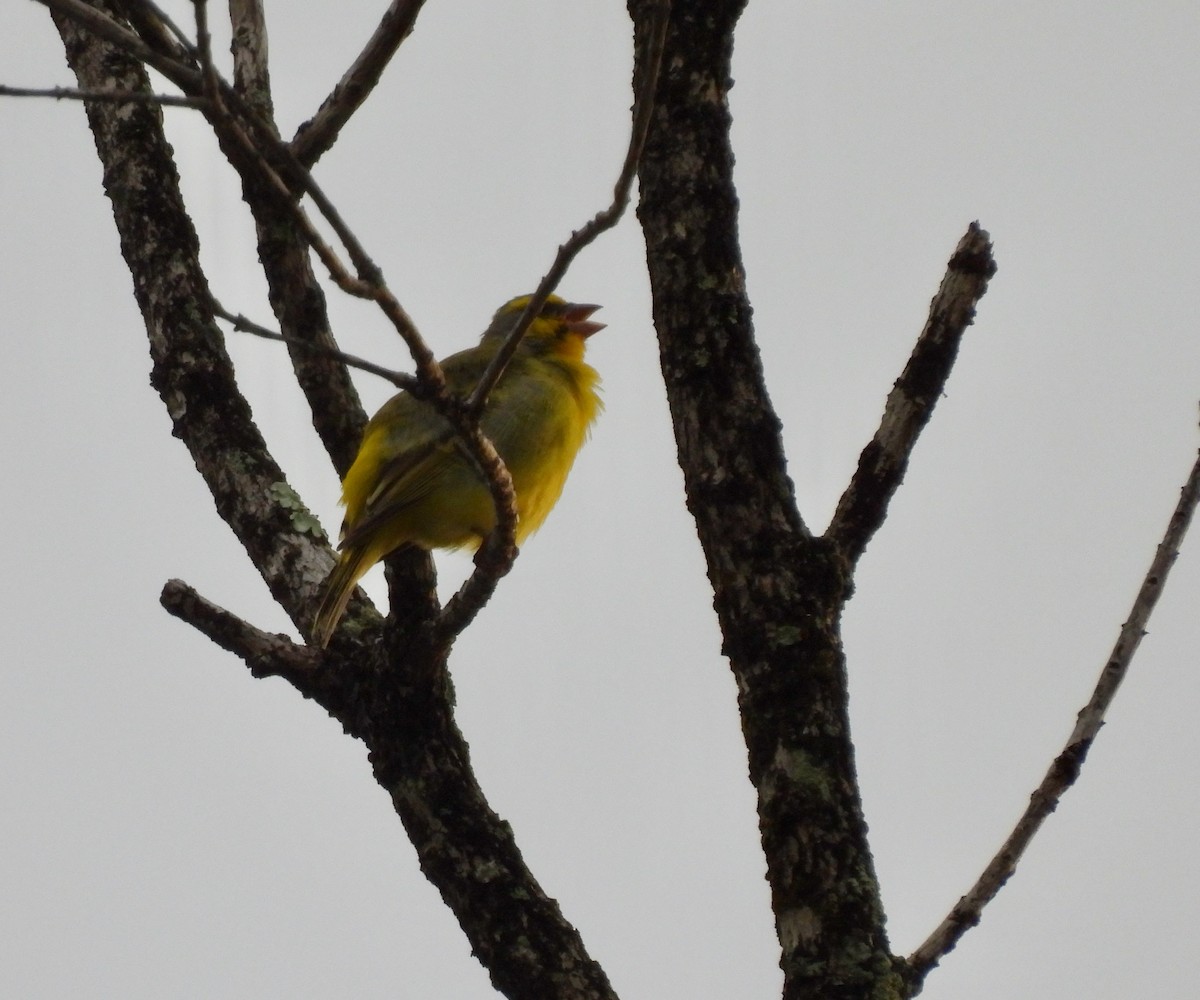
[312,294,604,647]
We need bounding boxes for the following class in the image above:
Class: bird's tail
[312,547,373,648]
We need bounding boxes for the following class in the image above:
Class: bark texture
[628,3,899,997]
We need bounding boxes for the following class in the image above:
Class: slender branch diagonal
[213,301,418,392]
[905,440,1200,990]
[463,1,670,420]
[434,0,672,644]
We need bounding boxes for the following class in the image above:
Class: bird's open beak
[564,302,605,338]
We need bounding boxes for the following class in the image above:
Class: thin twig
[906,439,1200,990]
[213,300,417,392]
[463,0,671,418]
[194,64,441,379]
[192,0,221,105]
[435,0,673,642]
[291,0,428,167]
[0,83,205,108]
[128,0,438,382]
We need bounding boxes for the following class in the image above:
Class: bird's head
[484,294,604,359]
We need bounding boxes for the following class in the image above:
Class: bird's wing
[340,427,464,551]
[338,343,504,552]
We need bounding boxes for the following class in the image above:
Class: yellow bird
[312,294,604,647]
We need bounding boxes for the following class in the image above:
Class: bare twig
[161,579,322,676]
[436,0,672,642]
[192,0,220,102]
[826,222,996,570]
[191,62,442,381]
[291,0,428,167]
[0,83,205,108]
[906,440,1200,990]
[214,300,417,392]
[463,0,671,419]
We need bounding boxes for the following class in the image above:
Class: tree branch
[359,630,620,1000]
[826,222,997,568]
[38,0,201,91]
[49,6,645,994]
[160,578,321,677]
[213,300,419,392]
[0,83,205,107]
[629,2,903,996]
[228,0,272,112]
[290,0,429,167]
[905,437,1200,990]
[116,0,197,60]
[51,3,332,635]
[463,0,670,420]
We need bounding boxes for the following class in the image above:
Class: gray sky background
[4,2,1199,998]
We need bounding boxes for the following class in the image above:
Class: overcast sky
[4,2,1199,998]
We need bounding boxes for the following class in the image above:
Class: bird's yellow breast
[495,351,602,539]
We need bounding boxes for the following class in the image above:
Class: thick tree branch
[826,223,997,567]
[52,4,332,634]
[356,631,619,1000]
[905,439,1200,991]
[629,3,897,997]
[290,0,429,167]
[209,106,369,470]
[228,0,272,111]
